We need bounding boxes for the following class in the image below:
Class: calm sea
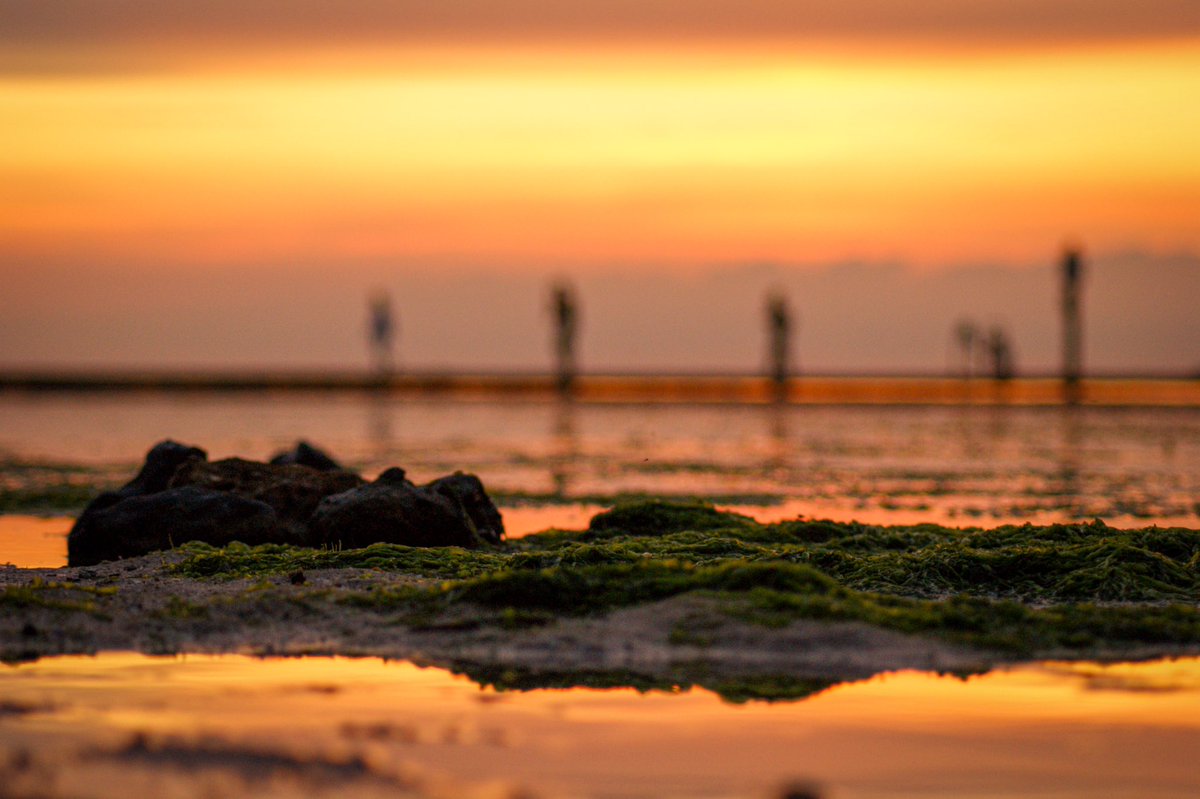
[2,384,1197,542]
[2,386,1199,797]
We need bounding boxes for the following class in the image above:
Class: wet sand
[0,551,991,686]
[4,512,1199,798]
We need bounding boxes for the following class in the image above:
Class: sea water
[2,390,1198,541]
[0,654,1198,799]
[2,391,1199,797]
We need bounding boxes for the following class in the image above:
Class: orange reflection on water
[2,654,1199,798]
[0,510,594,569]
[0,515,69,568]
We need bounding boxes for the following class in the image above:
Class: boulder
[82,440,209,516]
[168,457,364,537]
[67,438,505,564]
[426,472,505,545]
[309,468,505,550]
[269,440,344,472]
[68,486,287,567]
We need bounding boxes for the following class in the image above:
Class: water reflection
[550,398,578,498]
[954,404,986,461]
[1057,407,1084,518]
[0,515,68,568]
[363,391,395,461]
[1,654,1197,799]
[454,661,843,705]
[2,395,1198,532]
[764,403,791,474]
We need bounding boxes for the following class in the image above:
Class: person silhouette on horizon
[368,290,396,380]
[986,326,1014,381]
[551,282,578,395]
[1061,246,1084,403]
[766,290,792,401]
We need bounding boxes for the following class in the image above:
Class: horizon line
[2,368,1198,408]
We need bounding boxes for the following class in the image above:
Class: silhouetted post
[954,319,978,378]
[1061,247,1084,404]
[766,291,792,401]
[551,283,578,395]
[367,290,395,382]
[986,326,1014,381]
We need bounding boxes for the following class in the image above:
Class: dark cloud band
[3,0,1198,47]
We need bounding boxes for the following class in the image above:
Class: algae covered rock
[168,457,364,536]
[425,471,505,545]
[68,486,288,567]
[587,499,756,538]
[100,439,208,506]
[68,439,505,566]
[309,467,504,550]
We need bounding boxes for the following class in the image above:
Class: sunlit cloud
[3,41,1198,268]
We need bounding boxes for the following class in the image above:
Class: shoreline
[5,506,1200,693]
[0,553,1131,691]
[0,557,995,690]
[4,552,1197,694]
[2,372,1199,406]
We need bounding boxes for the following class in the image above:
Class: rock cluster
[67,440,505,567]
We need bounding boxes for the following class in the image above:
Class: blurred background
[1,1,1198,377]
[2,2,1199,563]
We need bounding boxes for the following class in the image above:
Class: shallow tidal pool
[1,654,1198,799]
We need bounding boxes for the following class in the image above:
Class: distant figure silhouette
[954,319,978,378]
[985,326,1014,381]
[367,290,395,379]
[551,282,578,394]
[766,291,793,399]
[1060,246,1084,403]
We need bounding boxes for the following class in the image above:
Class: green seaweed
[161,499,1200,657]
[458,664,688,695]
[0,455,120,513]
[156,595,210,620]
[707,676,839,704]
[172,541,507,580]
[0,484,103,514]
[585,499,758,538]
[451,662,838,704]
[0,579,115,616]
[431,559,1200,655]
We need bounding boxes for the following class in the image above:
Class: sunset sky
[2,2,1198,372]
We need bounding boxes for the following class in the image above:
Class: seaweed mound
[587,499,756,538]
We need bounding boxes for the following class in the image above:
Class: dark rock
[85,440,208,514]
[376,467,408,485]
[427,472,505,545]
[776,783,823,799]
[68,487,287,567]
[122,440,210,496]
[68,438,505,562]
[309,470,504,550]
[269,440,344,472]
[168,457,365,534]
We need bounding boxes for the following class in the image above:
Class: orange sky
[2,2,1198,372]
[2,3,1199,272]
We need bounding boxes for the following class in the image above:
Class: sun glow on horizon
[3,40,1198,270]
